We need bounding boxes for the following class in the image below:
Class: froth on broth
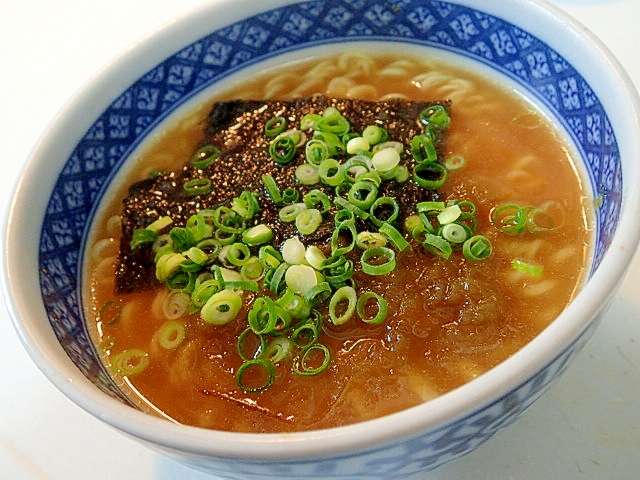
[85,52,592,432]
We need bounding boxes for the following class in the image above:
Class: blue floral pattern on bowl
[37,0,621,475]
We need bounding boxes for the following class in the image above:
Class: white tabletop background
[1,1,639,479]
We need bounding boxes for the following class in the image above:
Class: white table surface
[1,1,639,479]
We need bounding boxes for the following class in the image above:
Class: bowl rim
[4,0,640,461]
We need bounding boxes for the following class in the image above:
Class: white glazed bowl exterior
[4,0,640,479]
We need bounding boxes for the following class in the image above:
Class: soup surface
[85,52,592,432]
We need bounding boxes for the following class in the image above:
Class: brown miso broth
[85,52,592,432]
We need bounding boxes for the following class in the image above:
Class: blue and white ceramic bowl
[4,0,640,478]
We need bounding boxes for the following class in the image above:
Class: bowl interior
[26,0,627,413]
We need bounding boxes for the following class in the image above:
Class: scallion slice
[413,161,448,189]
[261,174,282,204]
[295,163,320,185]
[328,286,357,325]
[183,178,212,196]
[201,290,242,325]
[512,258,544,276]
[190,144,221,169]
[269,135,297,165]
[265,116,287,137]
[360,247,396,275]
[293,343,331,376]
[295,208,323,235]
[155,320,186,350]
[236,358,275,393]
[111,349,149,376]
[356,291,388,325]
[463,235,493,261]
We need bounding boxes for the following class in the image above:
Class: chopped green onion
[190,144,221,169]
[285,264,318,295]
[491,204,528,234]
[343,156,371,182]
[323,258,354,287]
[269,262,290,295]
[301,113,322,130]
[394,165,410,183]
[371,147,401,173]
[304,245,326,270]
[240,257,264,281]
[155,252,187,282]
[328,285,357,325]
[305,138,329,166]
[416,201,445,213]
[162,291,192,319]
[333,196,370,220]
[264,337,294,364]
[291,320,320,348]
[236,358,275,393]
[293,343,331,376]
[98,301,122,325]
[348,181,378,210]
[183,178,212,196]
[413,161,447,189]
[200,289,242,325]
[295,208,323,235]
[295,163,320,185]
[418,104,451,129]
[331,220,357,256]
[304,281,332,307]
[411,133,438,164]
[463,235,493,261]
[316,109,350,136]
[155,320,186,350]
[369,196,399,226]
[528,201,564,232]
[404,214,422,233]
[184,246,208,265]
[281,237,306,265]
[281,187,300,204]
[437,204,462,225]
[444,154,466,170]
[225,242,251,267]
[269,135,297,165]
[111,349,149,376]
[318,158,345,186]
[422,233,453,259]
[242,224,273,246]
[362,125,388,145]
[237,327,267,361]
[441,223,468,244]
[258,245,282,269]
[231,190,260,220]
[224,279,259,293]
[360,247,396,275]
[303,189,331,213]
[279,203,307,223]
[265,116,287,137]
[261,174,282,203]
[146,215,173,233]
[512,258,544,276]
[191,278,222,307]
[213,206,245,234]
[356,291,388,325]
[356,231,387,249]
[378,222,410,251]
[346,136,370,154]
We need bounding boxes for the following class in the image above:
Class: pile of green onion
[124,104,495,392]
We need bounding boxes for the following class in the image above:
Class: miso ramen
[85,52,592,433]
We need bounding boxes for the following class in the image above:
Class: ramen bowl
[4,0,640,478]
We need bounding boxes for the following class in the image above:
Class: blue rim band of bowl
[38,1,621,401]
